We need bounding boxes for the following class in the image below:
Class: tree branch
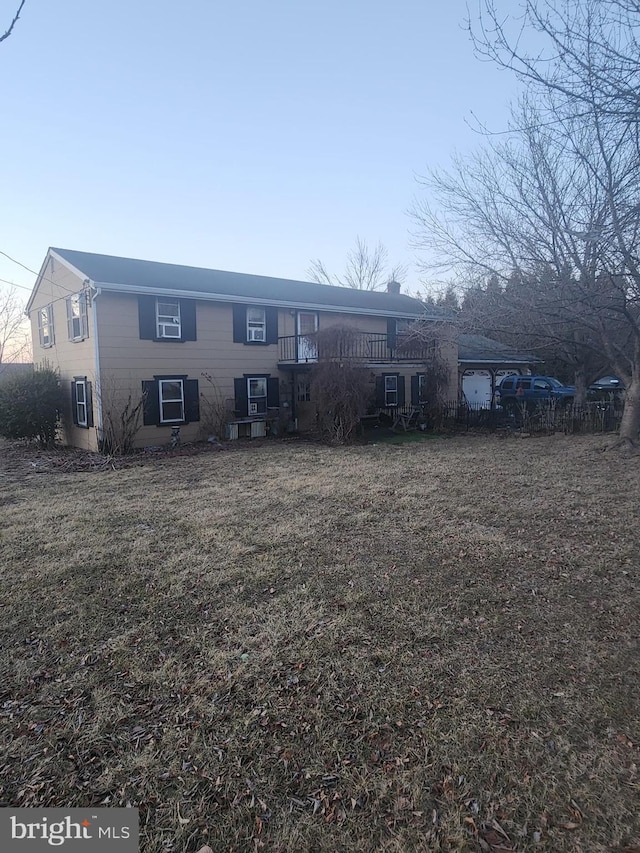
[0,1,26,45]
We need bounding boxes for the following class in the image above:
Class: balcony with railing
[278,331,436,365]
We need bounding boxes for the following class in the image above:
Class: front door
[297,312,318,362]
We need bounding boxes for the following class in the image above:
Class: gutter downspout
[87,280,103,447]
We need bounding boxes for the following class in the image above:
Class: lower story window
[142,377,199,426]
[159,379,184,423]
[248,377,267,415]
[296,377,311,402]
[418,373,427,402]
[385,375,398,406]
[72,377,93,429]
[75,379,87,426]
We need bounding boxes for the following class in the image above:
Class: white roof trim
[25,249,93,313]
[93,281,441,321]
[49,249,92,284]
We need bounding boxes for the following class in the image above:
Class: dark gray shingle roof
[51,248,434,317]
[458,333,537,363]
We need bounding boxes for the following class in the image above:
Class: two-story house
[26,247,459,450]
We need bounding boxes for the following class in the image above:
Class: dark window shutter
[234,377,248,417]
[71,380,78,425]
[266,307,279,344]
[86,381,94,427]
[180,299,197,341]
[184,379,200,422]
[142,380,160,425]
[387,318,396,349]
[232,305,246,343]
[267,377,280,407]
[411,375,420,406]
[375,375,385,407]
[139,296,157,340]
[398,376,406,407]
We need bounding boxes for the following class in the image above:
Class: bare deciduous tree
[0,287,31,375]
[471,1,640,124]
[310,326,373,444]
[1,1,26,45]
[308,237,407,291]
[413,1,640,446]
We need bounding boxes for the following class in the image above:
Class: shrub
[0,364,63,446]
[100,389,146,455]
[199,372,232,440]
[310,326,373,444]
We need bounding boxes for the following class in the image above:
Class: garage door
[496,369,521,383]
[462,370,492,409]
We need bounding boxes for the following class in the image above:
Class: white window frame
[38,304,54,348]
[385,375,398,407]
[67,293,88,341]
[75,379,88,427]
[156,299,181,339]
[418,372,427,402]
[159,379,185,423]
[247,376,267,416]
[246,307,266,342]
[296,377,311,403]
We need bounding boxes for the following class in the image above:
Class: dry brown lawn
[0,434,639,852]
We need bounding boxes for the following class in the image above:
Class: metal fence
[278,333,436,363]
[375,400,624,435]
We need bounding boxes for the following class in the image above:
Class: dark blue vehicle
[496,375,575,410]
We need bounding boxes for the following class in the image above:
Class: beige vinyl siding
[96,294,459,447]
[97,293,284,448]
[28,256,98,451]
[96,295,436,448]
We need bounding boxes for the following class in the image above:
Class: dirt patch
[0,434,638,852]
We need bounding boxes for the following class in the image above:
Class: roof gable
[49,248,438,319]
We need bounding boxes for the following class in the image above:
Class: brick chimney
[386,279,401,295]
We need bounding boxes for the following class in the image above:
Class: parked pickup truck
[496,375,575,409]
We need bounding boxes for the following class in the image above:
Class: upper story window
[246,307,266,342]
[38,304,54,348]
[232,304,278,345]
[138,296,196,342]
[66,293,89,341]
[156,299,181,338]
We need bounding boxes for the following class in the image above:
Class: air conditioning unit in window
[249,402,258,415]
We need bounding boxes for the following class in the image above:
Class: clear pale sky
[0,0,518,297]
